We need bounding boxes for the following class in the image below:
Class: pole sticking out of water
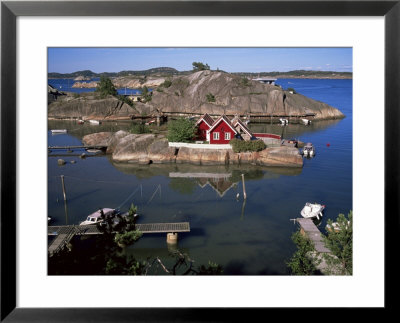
[241,174,247,200]
[61,175,67,202]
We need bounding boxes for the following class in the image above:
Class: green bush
[161,79,172,88]
[114,230,143,247]
[229,138,266,153]
[167,118,196,143]
[130,123,151,134]
[206,93,216,103]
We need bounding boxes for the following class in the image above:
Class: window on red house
[213,132,219,140]
[225,132,231,140]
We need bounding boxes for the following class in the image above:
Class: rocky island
[48,70,345,122]
[82,131,303,167]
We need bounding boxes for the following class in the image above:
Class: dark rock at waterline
[84,131,303,167]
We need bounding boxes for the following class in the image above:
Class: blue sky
[48,47,352,73]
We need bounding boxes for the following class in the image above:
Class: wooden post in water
[241,174,247,200]
[61,175,67,201]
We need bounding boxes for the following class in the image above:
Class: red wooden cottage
[207,115,238,144]
[195,113,215,141]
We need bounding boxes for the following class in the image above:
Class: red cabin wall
[210,120,236,144]
[196,121,210,140]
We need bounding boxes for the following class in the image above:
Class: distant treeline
[48,67,181,79]
[48,67,352,79]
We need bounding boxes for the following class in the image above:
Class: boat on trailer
[301,202,325,220]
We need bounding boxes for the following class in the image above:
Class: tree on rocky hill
[95,75,118,98]
[192,62,210,71]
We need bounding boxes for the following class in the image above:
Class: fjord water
[48,78,352,275]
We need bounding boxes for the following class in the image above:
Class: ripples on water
[48,78,352,275]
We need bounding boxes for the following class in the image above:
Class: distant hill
[48,67,180,79]
[48,68,352,79]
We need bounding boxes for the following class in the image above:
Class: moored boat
[302,142,315,157]
[301,118,311,125]
[51,129,67,135]
[279,118,289,125]
[89,120,101,125]
[300,202,325,220]
[79,208,116,225]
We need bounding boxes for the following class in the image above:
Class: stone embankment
[82,131,303,167]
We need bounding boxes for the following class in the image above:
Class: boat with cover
[301,202,325,220]
[302,142,315,157]
[79,208,116,225]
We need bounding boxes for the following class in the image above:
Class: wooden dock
[296,218,331,253]
[295,218,343,275]
[48,222,190,257]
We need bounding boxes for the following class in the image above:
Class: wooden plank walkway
[48,222,190,257]
[296,218,331,253]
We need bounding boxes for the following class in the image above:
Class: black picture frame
[1,1,399,321]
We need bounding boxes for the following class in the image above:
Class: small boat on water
[279,118,289,125]
[302,142,315,157]
[77,119,85,124]
[301,202,325,220]
[145,119,156,126]
[89,120,101,125]
[326,221,350,232]
[281,139,298,148]
[79,208,116,225]
[301,118,311,125]
[51,129,67,135]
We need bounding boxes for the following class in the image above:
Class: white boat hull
[301,203,325,219]
[51,129,67,134]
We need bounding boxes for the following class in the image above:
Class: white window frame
[225,132,231,140]
[213,132,220,140]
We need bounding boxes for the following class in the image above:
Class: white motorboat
[89,120,101,125]
[301,118,311,125]
[302,142,315,157]
[300,202,325,220]
[279,118,289,125]
[326,221,350,232]
[51,129,67,134]
[79,208,116,225]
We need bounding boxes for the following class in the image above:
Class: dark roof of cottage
[208,115,238,134]
[196,113,215,127]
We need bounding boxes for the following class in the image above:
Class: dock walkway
[48,222,190,257]
[295,218,343,275]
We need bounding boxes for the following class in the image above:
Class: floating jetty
[48,222,190,257]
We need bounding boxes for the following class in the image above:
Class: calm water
[48,78,144,95]
[48,78,352,275]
